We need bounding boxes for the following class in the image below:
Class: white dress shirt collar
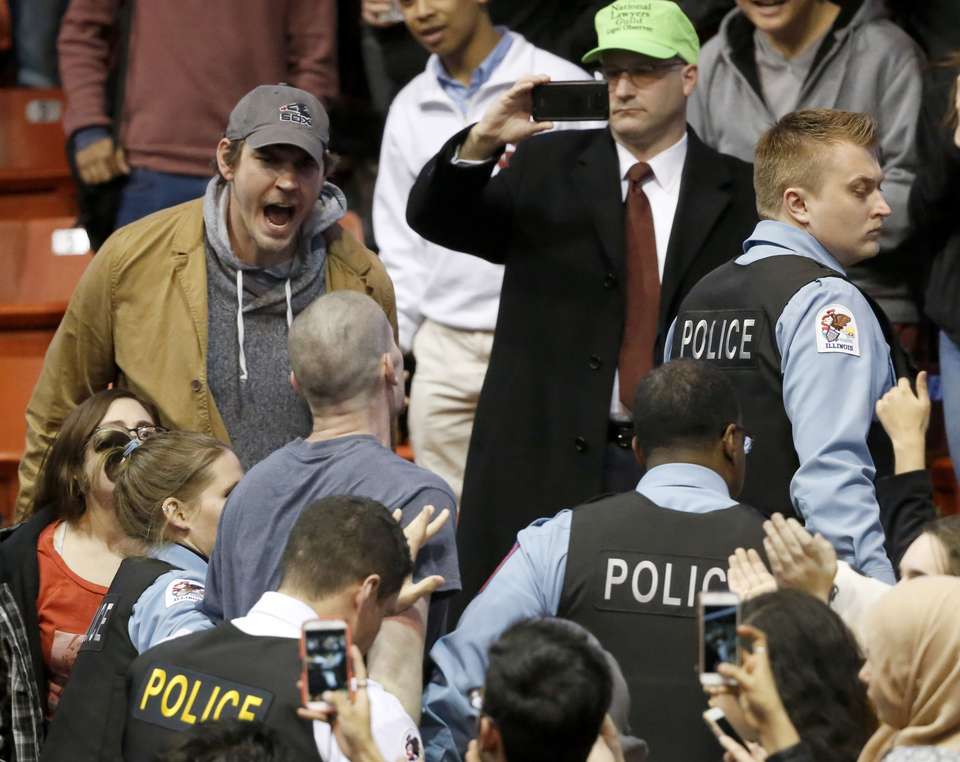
[231,591,321,639]
[615,132,688,200]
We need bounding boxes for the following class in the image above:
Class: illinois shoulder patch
[164,578,205,608]
[816,304,860,356]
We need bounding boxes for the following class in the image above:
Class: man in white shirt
[124,496,444,761]
[373,0,594,501]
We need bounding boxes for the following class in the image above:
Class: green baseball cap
[582,0,700,66]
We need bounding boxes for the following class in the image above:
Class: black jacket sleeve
[405,124,515,263]
[877,470,938,570]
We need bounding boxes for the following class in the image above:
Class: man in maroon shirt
[57,0,338,235]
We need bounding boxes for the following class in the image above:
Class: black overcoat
[407,125,758,610]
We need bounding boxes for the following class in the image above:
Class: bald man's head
[288,291,397,412]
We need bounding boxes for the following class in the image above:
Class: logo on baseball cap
[582,0,699,66]
[225,84,330,167]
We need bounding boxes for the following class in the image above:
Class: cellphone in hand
[703,706,748,749]
[531,81,609,122]
[698,591,740,686]
[300,619,352,709]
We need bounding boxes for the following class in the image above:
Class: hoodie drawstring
[236,270,293,384]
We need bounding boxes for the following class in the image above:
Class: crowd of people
[2,0,960,760]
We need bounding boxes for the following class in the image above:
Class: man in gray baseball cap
[17,82,398,520]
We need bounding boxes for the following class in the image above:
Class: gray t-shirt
[203,435,460,645]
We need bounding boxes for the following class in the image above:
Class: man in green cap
[405,0,758,619]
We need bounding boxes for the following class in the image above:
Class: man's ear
[383,352,399,388]
[631,435,647,470]
[783,186,810,226]
[290,370,301,395]
[162,497,191,533]
[720,423,739,462]
[681,63,698,96]
[215,138,236,181]
[355,574,382,612]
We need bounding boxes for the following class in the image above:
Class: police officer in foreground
[667,109,903,584]
[122,496,444,761]
[420,360,766,762]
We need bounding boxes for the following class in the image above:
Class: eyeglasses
[91,424,167,448]
[730,425,754,455]
[596,62,684,87]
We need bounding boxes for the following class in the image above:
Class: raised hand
[727,547,777,600]
[459,75,555,161]
[762,514,836,603]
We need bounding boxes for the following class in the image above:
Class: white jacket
[373,31,596,351]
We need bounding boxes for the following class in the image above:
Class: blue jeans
[115,168,210,229]
[940,331,960,484]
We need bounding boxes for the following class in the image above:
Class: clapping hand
[763,514,836,603]
[727,548,777,600]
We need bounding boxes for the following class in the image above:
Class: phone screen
[305,629,348,701]
[531,82,609,121]
[702,603,738,674]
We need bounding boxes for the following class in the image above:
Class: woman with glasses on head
[0,390,163,762]
[41,429,243,762]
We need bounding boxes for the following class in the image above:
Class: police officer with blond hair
[667,109,906,585]
[420,359,766,762]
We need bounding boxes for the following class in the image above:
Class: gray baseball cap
[225,84,329,167]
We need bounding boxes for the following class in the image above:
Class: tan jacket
[16,199,397,519]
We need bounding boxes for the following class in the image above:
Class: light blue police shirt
[664,220,896,584]
[420,463,737,762]
[127,543,216,653]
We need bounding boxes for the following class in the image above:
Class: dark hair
[102,431,230,546]
[278,496,412,601]
[924,514,960,576]
[632,359,741,453]
[32,388,161,519]
[743,590,876,762]
[482,618,612,762]
[155,720,294,762]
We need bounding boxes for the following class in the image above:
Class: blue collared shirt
[431,27,513,115]
[127,543,216,653]
[420,463,739,762]
[665,220,896,583]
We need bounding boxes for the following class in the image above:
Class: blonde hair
[754,109,879,219]
[102,431,230,546]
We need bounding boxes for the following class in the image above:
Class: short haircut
[288,291,395,412]
[278,495,412,601]
[754,109,879,219]
[482,618,612,762]
[155,720,294,762]
[632,359,741,453]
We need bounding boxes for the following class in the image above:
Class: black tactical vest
[558,490,767,762]
[123,623,320,761]
[670,255,906,519]
[41,556,175,762]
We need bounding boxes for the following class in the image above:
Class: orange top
[35,521,109,715]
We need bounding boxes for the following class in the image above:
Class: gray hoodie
[203,176,348,469]
[689,0,924,321]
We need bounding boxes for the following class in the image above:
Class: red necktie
[618,162,660,410]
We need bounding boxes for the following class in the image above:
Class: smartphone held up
[698,591,740,686]
[300,619,352,710]
[531,81,609,122]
